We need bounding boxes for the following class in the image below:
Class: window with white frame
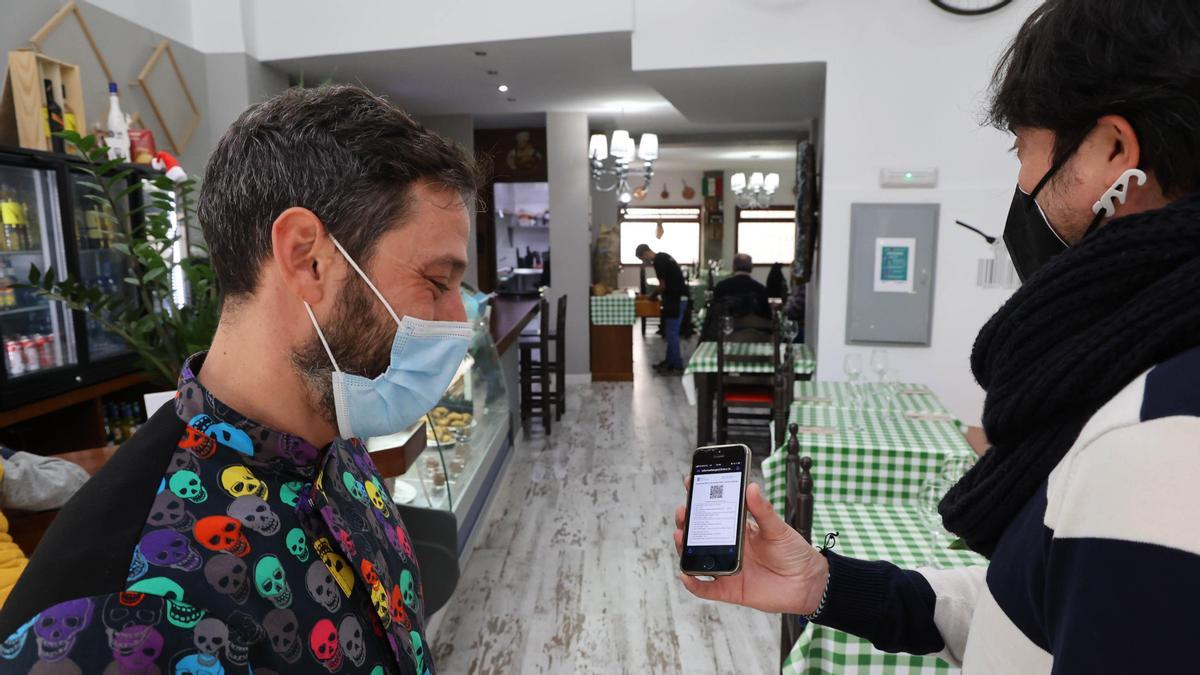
[735,208,796,265]
[619,206,701,265]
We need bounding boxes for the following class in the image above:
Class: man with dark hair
[677,1,1200,672]
[712,253,770,319]
[637,244,687,374]
[0,85,478,673]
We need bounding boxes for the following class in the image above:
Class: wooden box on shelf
[0,50,87,153]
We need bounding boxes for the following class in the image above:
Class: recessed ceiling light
[507,97,517,102]
[487,70,499,76]
[474,50,487,57]
[497,84,510,93]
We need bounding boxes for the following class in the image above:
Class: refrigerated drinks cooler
[0,146,149,409]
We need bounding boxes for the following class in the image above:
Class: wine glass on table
[843,353,866,431]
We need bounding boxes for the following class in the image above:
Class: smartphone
[680,444,751,576]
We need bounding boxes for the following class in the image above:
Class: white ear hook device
[1093,168,1148,216]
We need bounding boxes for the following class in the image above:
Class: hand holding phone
[680,444,751,576]
[674,468,830,616]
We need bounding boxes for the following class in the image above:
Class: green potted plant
[23,131,220,389]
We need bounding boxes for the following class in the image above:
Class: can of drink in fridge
[20,336,38,373]
[5,340,23,376]
[36,334,54,369]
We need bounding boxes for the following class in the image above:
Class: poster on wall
[474,127,547,182]
[873,237,916,293]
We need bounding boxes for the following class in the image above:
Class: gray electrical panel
[846,203,939,345]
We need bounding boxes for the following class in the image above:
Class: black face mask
[1002,128,1107,282]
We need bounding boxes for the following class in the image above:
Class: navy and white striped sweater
[816,345,1200,672]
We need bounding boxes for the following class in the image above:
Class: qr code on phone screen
[709,484,724,499]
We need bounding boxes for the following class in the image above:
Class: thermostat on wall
[880,168,939,188]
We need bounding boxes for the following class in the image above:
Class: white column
[547,112,591,377]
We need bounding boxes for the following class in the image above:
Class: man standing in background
[637,244,687,374]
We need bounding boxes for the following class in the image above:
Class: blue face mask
[304,237,472,440]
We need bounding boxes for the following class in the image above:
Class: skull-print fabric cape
[0,353,434,674]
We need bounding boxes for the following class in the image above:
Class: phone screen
[681,444,749,575]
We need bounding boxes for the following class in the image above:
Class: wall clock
[930,0,1013,16]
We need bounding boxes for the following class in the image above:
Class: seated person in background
[0,449,89,607]
[712,253,770,319]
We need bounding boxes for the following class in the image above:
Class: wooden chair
[714,308,782,445]
[781,423,815,668]
[552,294,567,421]
[519,297,552,434]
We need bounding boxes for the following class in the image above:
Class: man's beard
[292,277,397,435]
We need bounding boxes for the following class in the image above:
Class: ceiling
[267,32,825,137]
[651,138,798,171]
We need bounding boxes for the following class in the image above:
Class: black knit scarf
[939,193,1200,558]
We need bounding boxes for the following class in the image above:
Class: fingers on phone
[673,529,683,555]
[682,473,691,491]
[675,505,686,529]
[679,573,727,601]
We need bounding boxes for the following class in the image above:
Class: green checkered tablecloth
[762,405,974,512]
[590,293,636,325]
[685,341,816,375]
[794,382,948,415]
[783,501,985,674]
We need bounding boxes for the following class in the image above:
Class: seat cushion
[722,386,774,404]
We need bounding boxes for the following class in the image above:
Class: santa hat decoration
[151,151,187,183]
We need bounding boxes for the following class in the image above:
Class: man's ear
[271,207,339,305]
[1095,114,1141,180]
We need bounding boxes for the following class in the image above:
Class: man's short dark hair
[987,0,1200,197]
[635,244,652,259]
[733,253,753,273]
[199,84,481,299]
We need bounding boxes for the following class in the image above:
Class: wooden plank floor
[431,332,777,674]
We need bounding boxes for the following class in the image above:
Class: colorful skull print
[342,472,369,505]
[253,555,292,609]
[192,617,228,656]
[400,569,418,610]
[179,424,217,459]
[395,523,416,560]
[376,509,401,551]
[126,577,206,629]
[410,630,426,675]
[337,615,365,668]
[148,490,195,531]
[223,610,263,666]
[278,433,318,466]
[304,561,341,613]
[34,598,94,661]
[363,479,391,517]
[284,528,309,562]
[167,450,200,476]
[102,593,162,647]
[203,553,250,605]
[194,516,251,557]
[168,470,207,504]
[0,615,36,660]
[369,583,391,628]
[370,667,385,675]
[226,495,280,536]
[313,538,355,597]
[359,560,379,587]
[308,618,343,672]
[173,652,224,675]
[263,608,301,664]
[279,481,304,508]
[112,624,163,671]
[140,529,202,572]
[219,465,268,500]
[127,546,149,582]
[206,422,254,456]
[389,584,410,630]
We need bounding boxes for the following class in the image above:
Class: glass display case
[368,288,511,541]
[0,145,155,409]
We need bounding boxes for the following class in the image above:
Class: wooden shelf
[0,372,146,427]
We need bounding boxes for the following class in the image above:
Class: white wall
[629,0,1038,424]
[547,112,591,376]
[241,0,634,61]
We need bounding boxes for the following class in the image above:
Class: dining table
[683,341,816,445]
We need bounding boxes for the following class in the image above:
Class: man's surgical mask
[304,237,472,440]
[1003,127,1147,282]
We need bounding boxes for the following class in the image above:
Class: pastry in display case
[367,285,511,524]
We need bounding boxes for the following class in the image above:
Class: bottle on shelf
[0,186,18,252]
[44,79,65,154]
[105,83,131,162]
[61,85,77,138]
[0,260,16,310]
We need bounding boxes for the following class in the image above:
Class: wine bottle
[44,79,64,154]
[105,83,130,161]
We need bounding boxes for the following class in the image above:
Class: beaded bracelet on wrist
[802,532,838,621]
